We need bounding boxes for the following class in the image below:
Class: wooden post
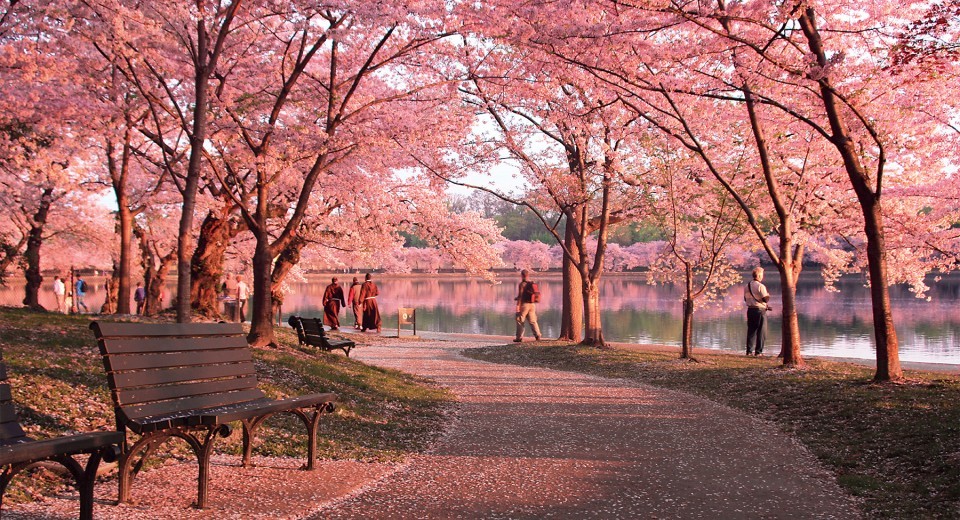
[69,266,76,315]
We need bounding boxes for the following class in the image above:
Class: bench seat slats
[104,348,253,372]
[115,374,260,407]
[111,361,256,388]
[197,392,338,424]
[0,431,123,467]
[125,392,337,432]
[98,335,247,355]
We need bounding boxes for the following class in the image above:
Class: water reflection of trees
[4,272,959,361]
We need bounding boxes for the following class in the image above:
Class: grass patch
[0,306,452,503]
[464,342,960,519]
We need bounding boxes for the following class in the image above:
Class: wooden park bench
[0,354,123,520]
[89,321,337,509]
[287,316,356,357]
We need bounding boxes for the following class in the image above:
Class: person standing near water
[359,273,381,333]
[514,269,542,343]
[348,277,363,330]
[52,276,66,313]
[744,266,771,356]
[322,277,346,330]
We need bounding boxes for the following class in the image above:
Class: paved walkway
[8,338,861,519]
[312,339,860,519]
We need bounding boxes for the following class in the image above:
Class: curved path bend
[313,339,860,519]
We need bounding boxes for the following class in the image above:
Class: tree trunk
[581,279,604,346]
[863,202,902,381]
[777,262,804,367]
[247,237,277,347]
[798,7,901,381]
[190,208,243,318]
[100,260,121,314]
[680,264,694,359]
[271,234,306,315]
[21,188,52,311]
[559,224,584,341]
[146,252,175,316]
[116,200,134,314]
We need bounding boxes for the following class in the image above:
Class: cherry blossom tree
[644,152,747,359]
[452,35,654,346]
[74,0,244,322]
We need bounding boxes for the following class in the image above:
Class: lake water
[5,271,959,364]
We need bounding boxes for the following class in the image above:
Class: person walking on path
[359,273,381,333]
[744,266,771,356]
[236,275,250,322]
[134,282,146,315]
[52,276,66,313]
[322,277,346,330]
[348,277,363,330]
[74,275,89,314]
[514,269,542,342]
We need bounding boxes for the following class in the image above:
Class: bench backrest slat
[91,321,267,426]
[111,361,257,388]
[93,321,240,338]
[0,357,27,442]
[98,335,247,355]
[116,374,259,407]
[103,347,253,372]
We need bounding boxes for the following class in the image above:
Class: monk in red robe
[347,277,363,329]
[359,273,381,333]
[322,277,346,330]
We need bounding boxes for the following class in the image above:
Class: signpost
[398,307,416,337]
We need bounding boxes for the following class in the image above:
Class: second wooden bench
[288,316,356,357]
[90,321,337,509]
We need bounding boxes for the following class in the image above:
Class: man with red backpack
[514,269,542,342]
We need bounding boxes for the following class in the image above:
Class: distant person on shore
[359,273,381,333]
[744,266,771,356]
[514,269,542,342]
[348,276,363,330]
[134,281,146,315]
[75,275,89,314]
[322,277,346,330]
[52,276,66,313]
[236,275,249,322]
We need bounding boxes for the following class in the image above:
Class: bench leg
[76,451,104,520]
[195,425,232,509]
[117,435,166,504]
[240,416,270,468]
[118,425,231,509]
[298,403,334,471]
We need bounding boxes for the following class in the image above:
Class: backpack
[523,281,541,303]
[79,280,87,293]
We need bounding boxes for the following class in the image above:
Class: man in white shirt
[743,267,771,356]
[52,276,66,313]
[236,275,249,323]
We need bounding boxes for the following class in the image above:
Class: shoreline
[355,328,960,375]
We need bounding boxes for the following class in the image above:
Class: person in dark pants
[743,266,771,356]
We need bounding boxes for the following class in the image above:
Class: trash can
[223,298,238,321]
